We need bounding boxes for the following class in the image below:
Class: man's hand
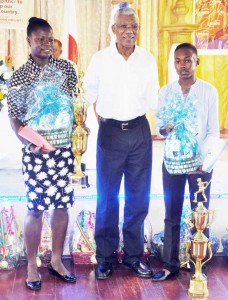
[159,124,174,137]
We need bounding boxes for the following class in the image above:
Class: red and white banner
[62,0,78,64]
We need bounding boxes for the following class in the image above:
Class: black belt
[100,115,146,130]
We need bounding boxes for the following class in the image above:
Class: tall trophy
[186,178,214,297]
[69,69,89,188]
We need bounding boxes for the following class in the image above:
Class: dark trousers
[95,116,152,264]
[162,162,212,273]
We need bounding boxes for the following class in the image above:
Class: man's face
[112,14,139,49]
[53,41,62,58]
[27,28,54,59]
[174,47,199,79]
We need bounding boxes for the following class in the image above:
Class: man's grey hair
[113,7,139,24]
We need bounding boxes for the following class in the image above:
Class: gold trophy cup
[69,69,89,188]
[186,178,214,298]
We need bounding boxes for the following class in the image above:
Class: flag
[62,0,79,64]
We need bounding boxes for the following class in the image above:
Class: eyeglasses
[115,24,139,31]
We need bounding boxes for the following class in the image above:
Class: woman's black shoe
[25,273,41,290]
[152,269,179,281]
[48,264,76,283]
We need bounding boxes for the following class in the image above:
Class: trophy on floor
[186,178,214,297]
[69,69,89,188]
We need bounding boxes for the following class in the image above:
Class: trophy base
[188,278,209,297]
[69,174,90,189]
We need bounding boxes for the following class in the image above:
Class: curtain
[196,55,228,131]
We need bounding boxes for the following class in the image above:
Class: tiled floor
[0,255,228,300]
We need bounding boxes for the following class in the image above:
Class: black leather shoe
[48,264,76,283]
[95,262,113,279]
[122,260,152,278]
[152,269,179,281]
[25,273,41,290]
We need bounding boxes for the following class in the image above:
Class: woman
[7,17,77,290]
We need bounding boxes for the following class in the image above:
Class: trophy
[69,69,89,188]
[186,178,214,297]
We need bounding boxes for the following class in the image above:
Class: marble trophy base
[188,276,209,298]
[69,174,90,189]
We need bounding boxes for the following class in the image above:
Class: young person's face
[27,28,54,59]
[174,47,199,80]
[112,14,139,49]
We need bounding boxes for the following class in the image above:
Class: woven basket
[164,155,201,175]
[37,128,70,147]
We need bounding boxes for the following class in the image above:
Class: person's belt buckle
[121,122,128,130]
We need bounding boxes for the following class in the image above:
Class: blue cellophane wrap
[156,90,201,174]
[221,229,228,256]
[24,65,74,147]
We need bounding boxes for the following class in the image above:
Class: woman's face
[27,28,54,60]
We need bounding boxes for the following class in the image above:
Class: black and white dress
[7,55,77,211]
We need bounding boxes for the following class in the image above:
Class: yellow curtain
[196,55,228,131]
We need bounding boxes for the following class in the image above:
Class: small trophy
[69,69,89,188]
[186,178,214,297]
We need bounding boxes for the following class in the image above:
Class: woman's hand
[73,123,91,135]
[82,125,90,135]
[29,144,56,155]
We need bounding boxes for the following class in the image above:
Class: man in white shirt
[152,43,219,281]
[83,6,159,279]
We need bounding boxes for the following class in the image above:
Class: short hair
[54,39,62,48]
[113,7,139,24]
[27,17,52,36]
[175,43,198,55]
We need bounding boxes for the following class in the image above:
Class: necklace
[182,87,191,96]
[179,79,197,98]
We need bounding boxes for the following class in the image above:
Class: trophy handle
[206,210,215,228]
[201,242,213,268]
[185,241,196,268]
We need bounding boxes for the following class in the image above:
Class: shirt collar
[110,42,138,57]
[27,54,54,70]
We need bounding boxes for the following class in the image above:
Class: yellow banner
[0,0,34,29]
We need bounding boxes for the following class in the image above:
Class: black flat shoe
[95,262,113,279]
[25,273,41,290]
[122,260,152,278]
[48,264,76,283]
[152,269,179,281]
